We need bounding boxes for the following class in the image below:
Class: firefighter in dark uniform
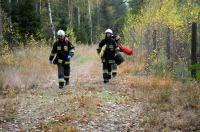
[97,29,120,83]
[49,30,75,89]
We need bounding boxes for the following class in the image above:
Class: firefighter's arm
[115,41,120,53]
[49,42,57,61]
[68,41,75,58]
[115,35,120,43]
[97,40,105,54]
[99,45,107,57]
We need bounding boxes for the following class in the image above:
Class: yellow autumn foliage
[123,0,200,48]
[0,43,15,65]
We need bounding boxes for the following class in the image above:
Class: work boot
[104,79,109,83]
[65,81,69,85]
[112,73,117,78]
[59,82,64,89]
[59,85,64,89]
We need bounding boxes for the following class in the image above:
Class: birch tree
[39,0,41,14]
[0,0,2,36]
[77,6,80,27]
[88,0,93,44]
[48,0,56,40]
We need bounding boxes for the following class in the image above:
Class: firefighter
[49,29,75,89]
[97,29,120,83]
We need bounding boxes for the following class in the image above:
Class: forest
[0,0,200,131]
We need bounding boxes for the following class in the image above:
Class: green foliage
[0,38,15,65]
[65,25,76,46]
[149,50,169,77]
[1,0,41,44]
[171,62,191,80]
[75,25,89,44]
[93,0,127,39]
[1,0,128,45]
[188,64,200,79]
[17,0,41,37]
[123,0,200,79]
[129,0,144,14]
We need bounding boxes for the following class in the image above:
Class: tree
[47,0,55,40]
[17,0,41,39]
[88,0,93,44]
[0,0,2,36]
[128,0,144,14]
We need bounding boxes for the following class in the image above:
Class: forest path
[1,46,143,132]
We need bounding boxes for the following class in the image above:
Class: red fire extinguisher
[118,43,133,56]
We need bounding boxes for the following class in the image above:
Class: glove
[50,60,53,64]
[116,35,120,41]
[96,48,101,54]
[67,55,72,60]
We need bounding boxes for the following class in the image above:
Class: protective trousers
[112,63,117,77]
[57,64,70,88]
[102,59,116,82]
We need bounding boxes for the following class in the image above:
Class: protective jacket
[49,38,75,65]
[98,37,119,61]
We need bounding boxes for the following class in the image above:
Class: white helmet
[57,30,65,36]
[105,29,113,34]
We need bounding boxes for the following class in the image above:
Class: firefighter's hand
[96,48,101,54]
[50,60,53,64]
[116,35,120,41]
[67,55,72,60]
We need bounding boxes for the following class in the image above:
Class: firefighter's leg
[112,63,117,78]
[57,64,65,89]
[108,60,115,79]
[64,64,70,85]
[102,60,109,83]
[107,62,112,80]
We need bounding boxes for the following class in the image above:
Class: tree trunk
[68,0,73,25]
[97,1,100,28]
[88,0,93,45]
[39,0,41,14]
[68,0,70,23]
[166,28,172,66]
[153,30,157,50]
[9,0,12,31]
[191,22,197,78]
[71,1,73,25]
[77,6,80,27]
[0,0,2,36]
[47,0,56,41]
[35,0,41,14]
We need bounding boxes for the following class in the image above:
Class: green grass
[75,56,90,65]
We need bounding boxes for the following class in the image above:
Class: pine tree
[17,0,41,38]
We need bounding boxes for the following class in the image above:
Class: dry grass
[0,45,56,125]
[106,49,200,131]
[118,57,146,76]
[0,45,55,97]
[35,87,103,131]
[73,45,99,65]
[0,98,18,123]
[119,62,200,131]
[0,44,199,131]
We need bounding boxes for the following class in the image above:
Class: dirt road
[1,46,143,132]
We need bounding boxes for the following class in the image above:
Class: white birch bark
[88,0,93,45]
[48,0,56,41]
[0,0,2,36]
[77,6,80,27]
[39,0,42,14]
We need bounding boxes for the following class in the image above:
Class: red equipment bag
[118,43,133,56]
